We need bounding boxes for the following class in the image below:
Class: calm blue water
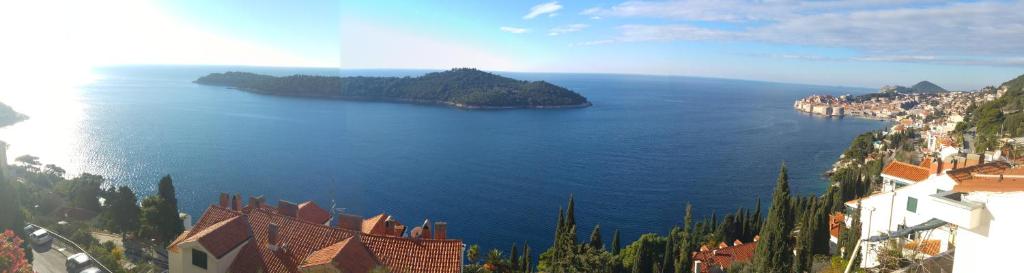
[0,65,885,252]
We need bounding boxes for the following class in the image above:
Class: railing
[29,222,113,273]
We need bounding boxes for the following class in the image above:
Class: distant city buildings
[167,193,462,273]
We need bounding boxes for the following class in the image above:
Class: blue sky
[340,0,1024,90]
[4,0,1023,90]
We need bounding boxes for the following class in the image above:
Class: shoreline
[225,86,594,110]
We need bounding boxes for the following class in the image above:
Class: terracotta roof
[301,236,382,273]
[947,162,1024,192]
[362,213,388,235]
[188,216,251,258]
[168,205,245,253]
[297,201,331,225]
[829,212,844,239]
[692,241,757,272]
[882,161,931,182]
[171,203,463,273]
[904,240,941,256]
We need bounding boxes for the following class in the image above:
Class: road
[31,240,68,273]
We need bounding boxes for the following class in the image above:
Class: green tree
[611,229,621,255]
[589,225,603,250]
[69,173,104,212]
[751,164,796,273]
[109,186,141,236]
[468,244,480,264]
[510,242,519,270]
[158,175,177,206]
[0,179,24,233]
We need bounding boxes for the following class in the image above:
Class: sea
[0,65,886,252]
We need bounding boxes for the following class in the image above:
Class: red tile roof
[170,204,462,273]
[362,213,388,235]
[882,161,931,182]
[297,201,331,225]
[947,162,1024,193]
[904,240,941,256]
[300,236,382,273]
[692,241,757,272]
[829,212,844,239]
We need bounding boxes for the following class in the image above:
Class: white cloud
[524,1,563,19]
[586,1,1024,66]
[500,26,530,34]
[548,24,588,36]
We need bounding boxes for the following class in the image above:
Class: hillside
[955,73,1024,151]
[194,68,591,109]
[910,81,946,93]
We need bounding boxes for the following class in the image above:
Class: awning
[866,218,947,242]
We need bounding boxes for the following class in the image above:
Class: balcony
[927,191,983,228]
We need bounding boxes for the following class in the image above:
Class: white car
[67,253,94,272]
[29,229,52,245]
[77,267,103,273]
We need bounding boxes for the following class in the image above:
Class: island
[194,68,591,109]
[0,101,27,127]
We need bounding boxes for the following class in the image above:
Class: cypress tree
[611,229,622,255]
[523,243,532,273]
[589,225,603,250]
[661,234,676,273]
[510,242,519,270]
[683,203,693,233]
[793,199,816,273]
[566,195,576,228]
[754,197,762,229]
[158,175,177,206]
[752,163,796,273]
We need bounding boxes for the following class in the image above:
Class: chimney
[999,174,1004,181]
[712,249,718,256]
[336,213,363,231]
[268,223,280,251]
[393,224,406,237]
[421,219,432,239]
[700,245,709,252]
[753,235,760,242]
[230,194,240,211]
[733,239,742,246]
[434,222,447,240]
[249,195,265,209]
[219,193,230,208]
[277,200,298,217]
[718,242,728,249]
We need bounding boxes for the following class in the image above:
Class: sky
[2,1,1024,90]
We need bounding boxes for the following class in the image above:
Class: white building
[846,160,1024,271]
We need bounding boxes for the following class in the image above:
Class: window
[192,249,208,269]
[937,189,944,194]
[906,197,918,213]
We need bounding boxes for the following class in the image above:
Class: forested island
[194,68,591,109]
[0,101,27,127]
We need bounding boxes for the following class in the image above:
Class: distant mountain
[878,81,946,94]
[910,81,946,93]
[194,68,591,109]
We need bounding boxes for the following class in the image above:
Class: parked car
[77,267,103,273]
[28,229,52,245]
[23,224,39,235]
[67,253,94,272]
